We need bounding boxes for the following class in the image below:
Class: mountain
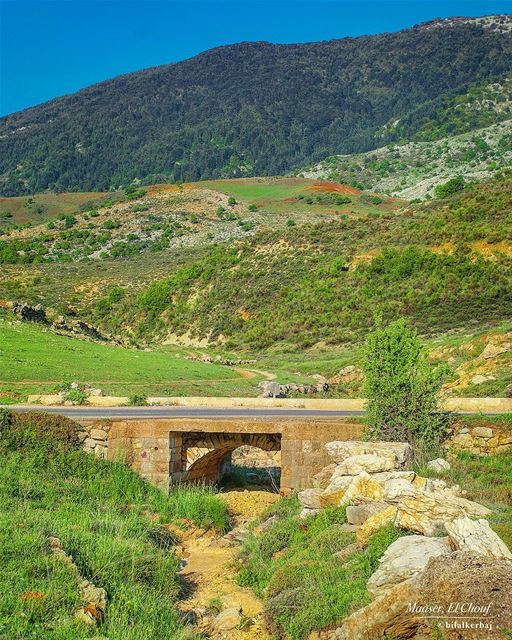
[1,15,511,196]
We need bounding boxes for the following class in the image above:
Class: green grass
[201,177,394,216]
[0,409,230,639]
[0,312,264,402]
[0,191,110,227]
[236,496,406,639]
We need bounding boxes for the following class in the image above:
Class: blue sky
[1,0,511,116]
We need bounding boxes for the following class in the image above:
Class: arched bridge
[106,416,364,493]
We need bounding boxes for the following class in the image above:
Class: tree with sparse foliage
[362,318,446,445]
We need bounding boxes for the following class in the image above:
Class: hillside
[105,175,512,350]
[302,120,512,199]
[1,174,511,400]
[0,410,230,639]
[1,16,512,195]
[0,178,398,263]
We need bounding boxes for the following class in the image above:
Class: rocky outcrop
[299,440,491,536]
[331,552,512,640]
[11,302,48,323]
[367,535,452,599]
[324,441,412,467]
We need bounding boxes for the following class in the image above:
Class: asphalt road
[6,405,366,419]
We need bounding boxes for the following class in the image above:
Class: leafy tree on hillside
[362,318,447,446]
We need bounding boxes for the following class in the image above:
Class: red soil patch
[308,181,360,195]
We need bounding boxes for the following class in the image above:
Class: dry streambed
[174,489,278,639]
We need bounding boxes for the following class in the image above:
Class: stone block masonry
[106,417,365,493]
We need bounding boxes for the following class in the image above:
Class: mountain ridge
[1,15,511,195]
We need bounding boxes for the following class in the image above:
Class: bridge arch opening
[169,431,281,489]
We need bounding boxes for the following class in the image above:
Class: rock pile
[297,440,512,639]
[259,380,329,398]
[11,302,48,323]
[49,536,107,626]
[298,441,493,541]
[186,353,257,366]
[78,424,110,459]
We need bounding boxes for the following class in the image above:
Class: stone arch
[176,432,281,485]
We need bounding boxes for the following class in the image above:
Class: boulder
[335,471,385,506]
[481,341,510,359]
[367,535,452,599]
[312,463,337,488]
[334,454,395,475]
[395,490,491,536]
[383,478,417,502]
[324,441,412,467]
[370,470,416,484]
[332,552,512,639]
[89,428,108,441]
[211,606,242,634]
[299,507,322,519]
[427,457,451,472]
[445,516,512,560]
[298,488,323,510]
[473,426,493,439]
[356,506,398,546]
[346,501,390,526]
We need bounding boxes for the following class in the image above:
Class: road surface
[5,404,365,419]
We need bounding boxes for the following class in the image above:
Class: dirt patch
[177,490,278,639]
[308,181,360,195]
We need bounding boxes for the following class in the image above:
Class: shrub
[129,393,148,406]
[63,387,88,405]
[434,175,465,199]
[362,318,447,446]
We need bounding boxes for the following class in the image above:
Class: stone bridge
[104,417,364,493]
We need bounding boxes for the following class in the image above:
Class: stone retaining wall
[77,423,111,459]
[446,419,512,456]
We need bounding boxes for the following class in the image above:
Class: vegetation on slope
[302,120,512,199]
[0,179,395,264]
[236,496,407,639]
[0,410,229,640]
[237,443,512,640]
[107,175,512,350]
[1,18,511,194]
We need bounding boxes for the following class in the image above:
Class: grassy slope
[0,312,266,402]
[0,191,112,227]
[0,410,229,640]
[236,497,407,639]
